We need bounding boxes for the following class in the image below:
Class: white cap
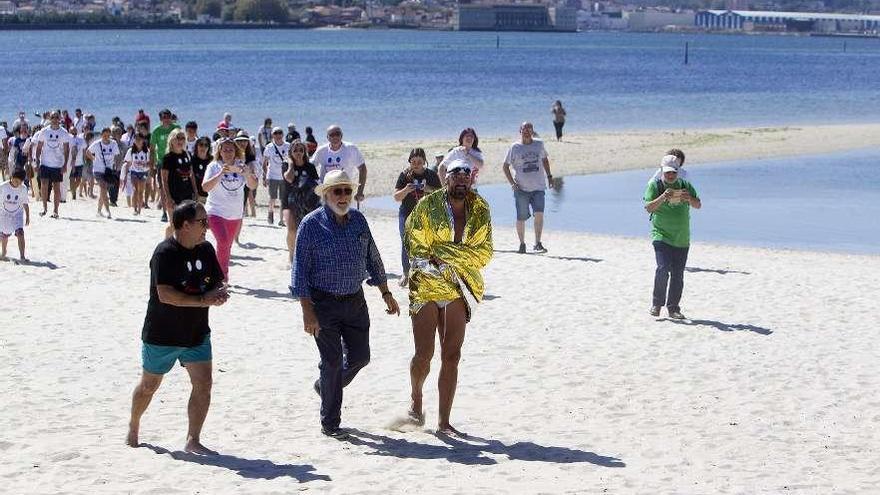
[660,154,680,170]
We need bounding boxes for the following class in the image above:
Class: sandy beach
[2,198,879,492]
[2,123,879,494]
[355,122,880,197]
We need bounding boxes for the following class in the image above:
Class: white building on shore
[695,10,880,33]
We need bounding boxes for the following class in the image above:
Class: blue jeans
[311,288,371,430]
[398,212,410,275]
[652,240,689,311]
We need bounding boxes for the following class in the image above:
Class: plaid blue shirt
[290,206,387,299]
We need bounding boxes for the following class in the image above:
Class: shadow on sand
[229,284,291,301]
[229,254,265,262]
[9,259,61,270]
[239,242,287,252]
[667,318,772,336]
[141,444,330,482]
[342,429,625,468]
[113,217,149,224]
[685,266,751,276]
[493,250,602,263]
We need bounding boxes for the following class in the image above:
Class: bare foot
[184,438,218,455]
[437,424,465,437]
[407,409,425,426]
[126,426,139,447]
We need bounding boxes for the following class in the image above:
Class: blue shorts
[514,189,545,221]
[130,171,148,181]
[142,336,212,375]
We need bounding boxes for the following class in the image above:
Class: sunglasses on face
[328,131,342,137]
[191,218,208,227]
[332,187,353,196]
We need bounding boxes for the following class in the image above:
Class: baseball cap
[445,159,472,177]
[272,126,284,134]
[661,165,678,173]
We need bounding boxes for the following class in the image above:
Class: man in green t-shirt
[150,109,180,221]
[644,164,701,319]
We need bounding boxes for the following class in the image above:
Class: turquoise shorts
[142,336,212,375]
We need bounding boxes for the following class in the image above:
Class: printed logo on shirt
[3,193,21,213]
[220,172,244,192]
[45,132,63,149]
[182,258,210,294]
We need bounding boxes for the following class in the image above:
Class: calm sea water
[4,29,880,140]
[369,149,880,254]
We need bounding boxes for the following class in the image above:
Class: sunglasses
[331,187,353,196]
[191,218,208,227]
[328,131,342,137]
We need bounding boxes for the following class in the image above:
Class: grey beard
[328,202,350,216]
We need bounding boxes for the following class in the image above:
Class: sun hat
[314,170,357,196]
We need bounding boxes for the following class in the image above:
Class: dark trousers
[553,121,564,140]
[652,240,689,311]
[311,288,371,430]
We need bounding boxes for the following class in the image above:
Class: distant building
[695,10,880,33]
[0,0,16,15]
[456,4,577,32]
[625,11,695,31]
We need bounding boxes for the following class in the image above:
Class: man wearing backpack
[644,163,701,320]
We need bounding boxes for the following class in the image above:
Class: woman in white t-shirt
[438,127,484,183]
[202,138,257,281]
[122,134,151,216]
[85,127,120,219]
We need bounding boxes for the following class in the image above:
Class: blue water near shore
[368,149,880,254]
[4,29,880,140]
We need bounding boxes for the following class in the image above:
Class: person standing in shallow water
[127,201,228,455]
[551,100,566,141]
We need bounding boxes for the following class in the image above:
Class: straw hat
[314,170,357,196]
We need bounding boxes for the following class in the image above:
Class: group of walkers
[1,104,703,453]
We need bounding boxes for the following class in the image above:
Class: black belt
[311,288,362,301]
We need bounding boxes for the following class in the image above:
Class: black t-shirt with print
[162,150,194,203]
[142,238,224,347]
[191,154,211,198]
[395,168,442,217]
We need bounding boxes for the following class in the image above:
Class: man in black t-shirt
[127,201,228,456]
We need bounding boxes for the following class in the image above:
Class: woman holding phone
[202,137,257,281]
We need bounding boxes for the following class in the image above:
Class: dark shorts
[95,172,110,186]
[268,179,285,200]
[71,165,84,179]
[514,189,545,221]
[39,166,63,184]
[130,171,148,181]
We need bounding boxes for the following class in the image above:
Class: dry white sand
[2,189,878,494]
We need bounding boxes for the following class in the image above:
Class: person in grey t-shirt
[503,122,554,254]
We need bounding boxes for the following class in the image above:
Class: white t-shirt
[263,141,290,181]
[504,139,548,192]
[205,160,246,220]
[440,147,484,182]
[312,142,363,182]
[36,126,72,168]
[649,167,689,183]
[185,137,198,155]
[69,136,86,167]
[124,148,151,173]
[87,139,120,174]
[0,181,28,234]
[73,117,86,134]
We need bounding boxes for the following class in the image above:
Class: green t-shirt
[644,178,699,248]
[150,124,180,165]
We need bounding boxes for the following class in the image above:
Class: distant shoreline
[0,22,314,31]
